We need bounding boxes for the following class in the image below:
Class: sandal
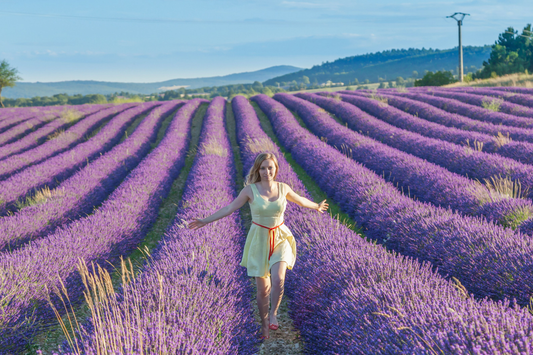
[269,323,279,331]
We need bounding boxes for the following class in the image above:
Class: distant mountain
[4,65,302,99]
[263,46,492,86]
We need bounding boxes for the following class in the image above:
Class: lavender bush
[0,101,182,252]
[0,99,204,353]
[0,115,59,147]
[0,102,160,215]
[396,91,533,128]
[0,107,54,133]
[424,88,533,118]
[71,97,258,354]
[251,94,533,306]
[0,105,107,161]
[0,103,138,180]
[275,93,533,229]
[340,90,533,165]
[235,95,533,354]
[305,92,533,194]
[453,87,533,109]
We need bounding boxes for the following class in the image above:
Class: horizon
[1,0,531,83]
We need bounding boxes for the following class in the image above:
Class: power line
[505,31,533,39]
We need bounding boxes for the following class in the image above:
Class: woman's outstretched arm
[188,185,252,230]
[284,183,329,213]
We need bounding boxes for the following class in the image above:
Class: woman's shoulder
[278,182,292,194]
[242,184,254,193]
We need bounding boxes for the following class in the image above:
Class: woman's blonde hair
[245,153,279,185]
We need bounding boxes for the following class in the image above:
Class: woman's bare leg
[269,261,287,327]
[256,276,271,337]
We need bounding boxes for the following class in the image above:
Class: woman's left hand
[317,200,329,213]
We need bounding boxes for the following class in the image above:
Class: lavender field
[1,89,533,354]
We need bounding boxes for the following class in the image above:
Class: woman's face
[259,159,276,181]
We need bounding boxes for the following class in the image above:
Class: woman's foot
[261,322,270,339]
[269,313,279,330]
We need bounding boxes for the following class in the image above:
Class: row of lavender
[311,92,533,202]
[337,89,533,212]
[394,88,533,127]
[341,90,533,165]
[0,105,89,133]
[434,86,533,109]
[365,87,533,161]
[0,101,181,252]
[236,95,533,353]
[0,102,138,180]
[71,97,258,353]
[277,93,533,230]
[0,104,108,161]
[0,104,112,124]
[252,94,533,305]
[0,102,160,215]
[0,105,101,147]
[0,99,203,352]
[408,87,533,117]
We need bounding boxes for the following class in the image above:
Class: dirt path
[251,278,303,354]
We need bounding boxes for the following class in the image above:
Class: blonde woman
[189,153,328,339]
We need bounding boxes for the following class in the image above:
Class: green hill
[4,65,302,99]
[264,46,492,86]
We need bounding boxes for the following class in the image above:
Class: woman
[189,153,328,339]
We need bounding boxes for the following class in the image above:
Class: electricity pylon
[447,12,470,82]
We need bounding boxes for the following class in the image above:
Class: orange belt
[252,221,284,260]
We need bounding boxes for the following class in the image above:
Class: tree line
[2,24,532,107]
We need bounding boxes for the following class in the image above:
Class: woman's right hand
[188,218,207,230]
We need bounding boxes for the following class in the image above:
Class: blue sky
[1,0,530,82]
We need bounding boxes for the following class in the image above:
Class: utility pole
[447,12,470,82]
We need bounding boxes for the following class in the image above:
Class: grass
[109,96,145,104]
[118,111,150,144]
[445,72,533,88]
[481,98,503,112]
[284,83,380,95]
[14,186,65,210]
[83,116,111,141]
[27,104,207,354]
[224,102,251,230]
[250,101,363,235]
[59,109,84,124]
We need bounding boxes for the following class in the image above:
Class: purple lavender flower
[251,94,533,307]
[0,99,204,352]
